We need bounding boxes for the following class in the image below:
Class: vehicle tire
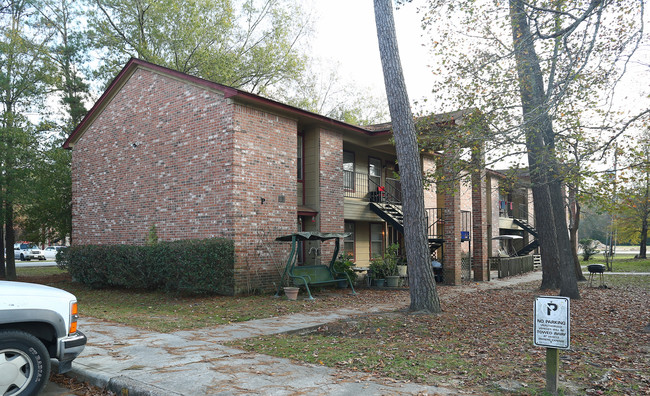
[0,330,51,396]
[19,254,24,261]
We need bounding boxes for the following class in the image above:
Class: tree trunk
[549,181,580,297]
[509,0,579,298]
[374,0,441,313]
[640,220,648,259]
[4,201,17,281]
[640,171,649,259]
[568,187,586,280]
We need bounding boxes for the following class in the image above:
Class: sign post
[534,296,570,394]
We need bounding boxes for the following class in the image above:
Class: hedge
[57,238,235,295]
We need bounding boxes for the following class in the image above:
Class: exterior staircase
[512,217,539,255]
[369,202,445,254]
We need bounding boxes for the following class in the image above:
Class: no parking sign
[534,296,570,349]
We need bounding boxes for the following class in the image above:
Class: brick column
[318,128,344,261]
[442,159,462,285]
[471,143,488,281]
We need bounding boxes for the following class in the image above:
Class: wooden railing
[493,255,535,278]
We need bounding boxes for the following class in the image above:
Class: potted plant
[369,257,386,287]
[383,243,401,287]
[333,253,357,288]
[397,254,407,277]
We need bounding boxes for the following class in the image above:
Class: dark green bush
[58,238,235,295]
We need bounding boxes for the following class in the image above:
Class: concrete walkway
[57,271,545,396]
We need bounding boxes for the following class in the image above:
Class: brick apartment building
[64,58,536,293]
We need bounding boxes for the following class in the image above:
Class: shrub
[60,238,235,295]
[579,238,599,261]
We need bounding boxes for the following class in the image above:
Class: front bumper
[57,330,87,373]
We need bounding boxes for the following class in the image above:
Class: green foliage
[579,239,599,261]
[612,155,650,248]
[369,243,400,279]
[145,225,159,246]
[89,0,309,95]
[578,204,610,243]
[333,253,357,283]
[21,140,73,245]
[0,0,58,279]
[60,238,235,295]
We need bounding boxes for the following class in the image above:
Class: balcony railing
[344,171,401,203]
[425,208,471,240]
[498,201,532,221]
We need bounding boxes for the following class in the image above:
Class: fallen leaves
[237,277,650,395]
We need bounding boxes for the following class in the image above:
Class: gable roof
[63,58,388,149]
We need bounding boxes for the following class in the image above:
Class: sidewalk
[58,271,544,396]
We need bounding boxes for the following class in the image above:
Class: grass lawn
[14,265,650,394]
[585,255,650,273]
[13,266,391,333]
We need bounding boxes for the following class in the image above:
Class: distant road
[15,260,57,267]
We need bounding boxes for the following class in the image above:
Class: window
[297,135,303,180]
[369,157,381,191]
[343,151,355,189]
[344,221,355,258]
[370,223,384,258]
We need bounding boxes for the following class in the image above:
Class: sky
[309,0,649,119]
[308,0,434,108]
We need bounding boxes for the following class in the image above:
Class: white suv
[13,243,46,261]
[0,281,86,395]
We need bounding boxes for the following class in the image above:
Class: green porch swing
[275,232,357,300]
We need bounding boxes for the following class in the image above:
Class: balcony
[498,201,530,220]
[344,171,471,241]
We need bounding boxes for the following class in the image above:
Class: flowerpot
[397,265,407,277]
[284,287,299,300]
[336,279,348,288]
[386,275,400,288]
[374,279,385,287]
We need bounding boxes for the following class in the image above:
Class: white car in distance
[13,243,46,261]
[43,246,66,260]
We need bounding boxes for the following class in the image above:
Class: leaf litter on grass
[234,277,650,395]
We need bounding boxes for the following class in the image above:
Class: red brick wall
[71,66,298,293]
[71,67,235,244]
[229,103,297,292]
